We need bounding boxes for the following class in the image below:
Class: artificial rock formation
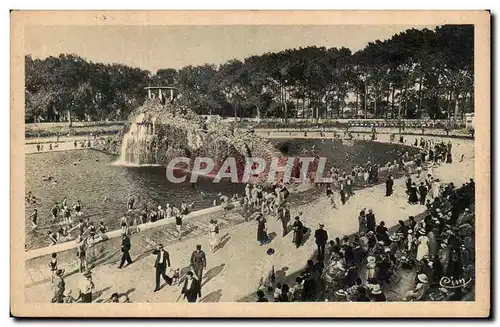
[116,99,279,183]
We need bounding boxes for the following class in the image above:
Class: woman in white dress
[363,170,369,186]
[208,219,220,252]
[416,234,429,261]
[431,180,441,200]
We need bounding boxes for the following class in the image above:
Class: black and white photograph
[10,10,490,318]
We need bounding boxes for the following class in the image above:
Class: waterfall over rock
[115,99,279,183]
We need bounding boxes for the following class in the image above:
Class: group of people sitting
[318,178,475,302]
[256,174,475,303]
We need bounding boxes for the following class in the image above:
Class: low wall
[25,201,242,261]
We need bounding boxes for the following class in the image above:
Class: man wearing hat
[314,224,328,261]
[63,289,75,303]
[52,269,66,303]
[404,273,429,301]
[119,233,133,269]
[78,270,94,303]
[370,284,387,302]
[153,243,172,292]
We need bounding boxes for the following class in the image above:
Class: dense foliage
[25,25,473,123]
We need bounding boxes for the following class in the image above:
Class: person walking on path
[385,176,394,197]
[408,182,419,205]
[256,214,269,245]
[314,224,328,260]
[153,244,172,292]
[190,245,207,284]
[119,233,133,269]
[340,187,347,205]
[208,219,220,252]
[51,269,65,303]
[292,213,305,249]
[278,204,291,237]
[77,270,94,303]
[181,271,202,303]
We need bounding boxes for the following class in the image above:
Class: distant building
[200,114,222,122]
[144,86,178,103]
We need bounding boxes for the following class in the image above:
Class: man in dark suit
[418,182,428,205]
[152,244,171,292]
[190,245,207,283]
[278,204,291,236]
[365,209,376,232]
[314,224,328,260]
[118,234,133,269]
[181,271,201,303]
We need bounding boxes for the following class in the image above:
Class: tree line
[25,25,473,123]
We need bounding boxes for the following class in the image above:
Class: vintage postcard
[11,10,490,317]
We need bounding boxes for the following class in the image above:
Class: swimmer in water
[73,200,82,217]
[51,203,59,221]
[29,209,38,228]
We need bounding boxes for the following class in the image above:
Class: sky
[25,25,437,72]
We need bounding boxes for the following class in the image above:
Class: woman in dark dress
[257,214,269,246]
[385,176,394,196]
[446,152,453,164]
[446,244,463,278]
[375,221,390,245]
[408,183,419,204]
[292,216,305,248]
[340,188,346,205]
[406,176,412,194]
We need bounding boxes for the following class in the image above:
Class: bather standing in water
[165,204,172,219]
[73,200,82,217]
[127,194,135,211]
[29,209,38,229]
[120,216,129,235]
[408,183,419,205]
[51,203,60,221]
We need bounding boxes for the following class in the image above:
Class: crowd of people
[255,175,475,303]
[245,119,464,131]
[30,131,474,304]
[253,136,475,303]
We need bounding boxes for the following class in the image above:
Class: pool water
[24,139,416,250]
